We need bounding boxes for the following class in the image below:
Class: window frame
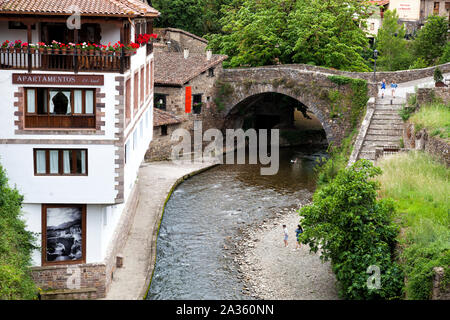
[41,204,86,266]
[33,148,88,176]
[25,88,96,116]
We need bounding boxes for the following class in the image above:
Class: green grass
[377,151,450,299]
[409,102,450,142]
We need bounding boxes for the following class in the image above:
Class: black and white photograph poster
[45,207,83,263]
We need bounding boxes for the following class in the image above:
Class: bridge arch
[224,86,333,145]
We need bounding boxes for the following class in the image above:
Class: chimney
[184,48,189,59]
[206,50,212,61]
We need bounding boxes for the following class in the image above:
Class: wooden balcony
[25,114,96,129]
[0,48,131,74]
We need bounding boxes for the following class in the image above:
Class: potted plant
[1,40,9,52]
[125,42,140,56]
[51,40,60,54]
[37,42,46,54]
[434,67,446,87]
[13,40,22,53]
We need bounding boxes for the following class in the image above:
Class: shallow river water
[147,146,327,300]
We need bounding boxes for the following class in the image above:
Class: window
[126,79,131,124]
[161,125,168,136]
[8,22,35,30]
[193,94,202,114]
[146,63,150,98]
[34,149,87,176]
[134,71,139,114]
[133,130,138,150]
[208,67,215,77]
[125,141,130,164]
[42,204,86,266]
[154,94,167,110]
[370,23,375,31]
[434,2,440,15]
[25,88,95,129]
[140,67,145,106]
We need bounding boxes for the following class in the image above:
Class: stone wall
[416,87,450,105]
[404,123,450,167]
[154,28,208,53]
[146,123,182,161]
[32,263,106,300]
[432,267,450,300]
[225,62,450,85]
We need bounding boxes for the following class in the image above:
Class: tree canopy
[207,0,371,71]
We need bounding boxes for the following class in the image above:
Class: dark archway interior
[225,92,328,148]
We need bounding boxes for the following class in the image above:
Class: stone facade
[154,27,208,53]
[146,123,182,161]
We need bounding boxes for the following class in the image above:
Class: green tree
[207,0,371,71]
[0,163,37,299]
[376,10,412,71]
[412,15,449,66]
[151,0,232,36]
[299,160,404,299]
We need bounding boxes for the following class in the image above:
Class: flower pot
[89,49,94,56]
[61,48,67,55]
[53,48,60,55]
[435,81,447,88]
[30,48,36,54]
[38,48,45,54]
[15,48,21,53]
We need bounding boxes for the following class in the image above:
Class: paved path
[104,161,217,300]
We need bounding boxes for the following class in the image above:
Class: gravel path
[236,205,340,300]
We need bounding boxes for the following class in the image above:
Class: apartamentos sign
[12,74,104,86]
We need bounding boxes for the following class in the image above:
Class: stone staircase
[358,97,405,161]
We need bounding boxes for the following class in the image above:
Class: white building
[0,0,159,299]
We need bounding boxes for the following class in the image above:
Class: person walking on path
[294,224,303,250]
[282,225,289,247]
[380,79,387,99]
[390,81,398,99]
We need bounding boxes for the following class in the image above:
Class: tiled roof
[154,51,228,86]
[367,0,389,6]
[0,0,159,17]
[153,108,182,127]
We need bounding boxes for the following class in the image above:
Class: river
[146,146,328,300]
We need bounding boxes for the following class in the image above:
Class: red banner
[185,86,192,113]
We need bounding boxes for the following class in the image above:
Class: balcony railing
[0,48,131,73]
[25,114,96,129]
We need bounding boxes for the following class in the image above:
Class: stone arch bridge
[215,63,450,146]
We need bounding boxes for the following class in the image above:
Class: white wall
[0,144,116,204]
[389,0,421,21]
[0,21,40,45]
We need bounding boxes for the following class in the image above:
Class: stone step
[358,151,376,161]
[367,129,403,136]
[365,135,401,142]
[374,110,401,115]
[371,119,404,125]
[369,124,404,130]
[372,114,403,120]
[362,141,400,149]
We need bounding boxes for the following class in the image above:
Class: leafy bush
[0,163,37,299]
[434,67,443,83]
[300,160,404,299]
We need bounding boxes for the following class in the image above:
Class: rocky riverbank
[230,198,340,300]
